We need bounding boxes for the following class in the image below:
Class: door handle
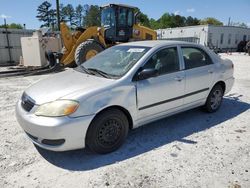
[208,69,214,74]
[174,76,183,82]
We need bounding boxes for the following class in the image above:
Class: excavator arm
[60,22,106,66]
[132,24,157,41]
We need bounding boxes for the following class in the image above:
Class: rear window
[181,47,213,69]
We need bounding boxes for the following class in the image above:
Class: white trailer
[157,25,250,51]
[0,28,34,65]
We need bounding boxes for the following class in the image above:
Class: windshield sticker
[127,48,145,53]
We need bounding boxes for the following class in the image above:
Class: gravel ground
[0,53,249,188]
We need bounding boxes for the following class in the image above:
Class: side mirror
[136,68,158,81]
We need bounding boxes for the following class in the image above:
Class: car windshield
[81,45,151,78]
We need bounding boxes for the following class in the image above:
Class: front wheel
[204,85,224,113]
[75,40,104,66]
[86,109,129,154]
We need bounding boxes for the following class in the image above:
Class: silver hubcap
[210,89,222,110]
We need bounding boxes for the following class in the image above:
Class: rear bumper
[224,77,235,94]
[15,100,94,151]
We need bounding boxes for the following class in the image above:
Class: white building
[157,25,250,51]
[0,28,34,65]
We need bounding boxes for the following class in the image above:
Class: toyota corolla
[16,41,234,154]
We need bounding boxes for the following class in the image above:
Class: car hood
[25,69,115,105]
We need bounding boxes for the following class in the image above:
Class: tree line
[1,2,247,30]
[30,1,247,30]
[36,1,226,30]
[36,1,101,30]
[137,12,223,29]
[0,23,24,29]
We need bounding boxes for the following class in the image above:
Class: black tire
[66,61,77,68]
[86,109,129,154]
[45,51,56,67]
[204,84,224,113]
[75,40,104,66]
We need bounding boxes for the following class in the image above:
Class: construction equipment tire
[75,40,104,66]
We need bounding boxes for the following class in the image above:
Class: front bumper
[15,100,95,151]
[224,77,235,94]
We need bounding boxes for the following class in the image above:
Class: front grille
[21,92,35,112]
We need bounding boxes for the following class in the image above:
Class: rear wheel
[204,85,224,113]
[86,109,129,154]
[75,40,104,66]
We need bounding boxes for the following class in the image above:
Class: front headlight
[35,100,79,117]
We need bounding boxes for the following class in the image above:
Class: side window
[143,47,180,75]
[181,47,213,70]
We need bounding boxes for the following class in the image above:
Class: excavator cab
[101,4,136,43]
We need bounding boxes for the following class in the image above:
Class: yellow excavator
[58,4,157,67]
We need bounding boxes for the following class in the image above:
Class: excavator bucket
[60,22,74,51]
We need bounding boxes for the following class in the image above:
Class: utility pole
[4,18,13,64]
[56,0,60,31]
[228,17,231,26]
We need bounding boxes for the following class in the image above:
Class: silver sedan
[16,41,234,154]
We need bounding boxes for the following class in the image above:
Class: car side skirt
[139,88,209,111]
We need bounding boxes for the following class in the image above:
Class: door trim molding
[138,88,209,110]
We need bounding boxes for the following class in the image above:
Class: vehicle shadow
[36,95,250,171]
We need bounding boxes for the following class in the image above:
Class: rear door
[180,46,216,104]
[136,46,185,121]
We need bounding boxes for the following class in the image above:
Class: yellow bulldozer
[58,4,157,67]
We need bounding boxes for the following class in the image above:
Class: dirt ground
[0,53,249,188]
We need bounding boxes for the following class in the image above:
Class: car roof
[119,40,195,48]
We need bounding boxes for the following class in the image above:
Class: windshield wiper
[77,65,93,75]
[87,68,112,78]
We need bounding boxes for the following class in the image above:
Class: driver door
[135,47,185,122]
